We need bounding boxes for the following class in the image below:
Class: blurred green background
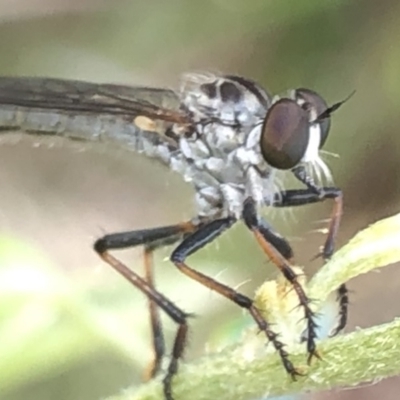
[0,1,399,400]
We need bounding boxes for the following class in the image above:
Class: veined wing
[0,77,190,157]
[0,77,188,122]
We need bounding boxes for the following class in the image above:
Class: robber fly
[0,73,349,399]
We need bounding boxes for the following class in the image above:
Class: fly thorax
[194,186,222,218]
[180,73,270,126]
[232,124,265,167]
[176,73,275,218]
[179,135,210,161]
[219,183,246,218]
[201,123,244,154]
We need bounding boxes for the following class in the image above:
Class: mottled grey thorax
[168,73,275,220]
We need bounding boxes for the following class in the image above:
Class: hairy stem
[106,213,400,400]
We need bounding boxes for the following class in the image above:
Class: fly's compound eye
[260,99,309,170]
[295,88,331,148]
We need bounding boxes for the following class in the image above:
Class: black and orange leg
[289,165,343,259]
[263,165,347,341]
[330,283,349,337]
[242,197,319,363]
[94,221,199,398]
[141,226,201,379]
[274,165,348,332]
[143,245,165,379]
[167,216,302,395]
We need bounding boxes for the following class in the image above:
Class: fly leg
[256,164,347,357]
[277,165,348,336]
[287,165,343,259]
[165,217,301,399]
[330,283,349,337]
[94,221,198,388]
[242,197,320,364]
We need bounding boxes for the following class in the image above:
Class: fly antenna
[314,90,356,123]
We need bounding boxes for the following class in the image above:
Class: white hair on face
[320,149,340,159]
[305,156,334,187]
[300,120,334,187]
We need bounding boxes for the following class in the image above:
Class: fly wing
[0,77,188,160]
[0,77,187,122]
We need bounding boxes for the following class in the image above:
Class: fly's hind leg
[94,221,198,397]
[140,227,198,379]
[142,245,164,379]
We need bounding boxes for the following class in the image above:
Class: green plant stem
[106,213,400,400]
[108,318,400,400]
[309,213,400,303]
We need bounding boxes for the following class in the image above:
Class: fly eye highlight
[260,98,310,170]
